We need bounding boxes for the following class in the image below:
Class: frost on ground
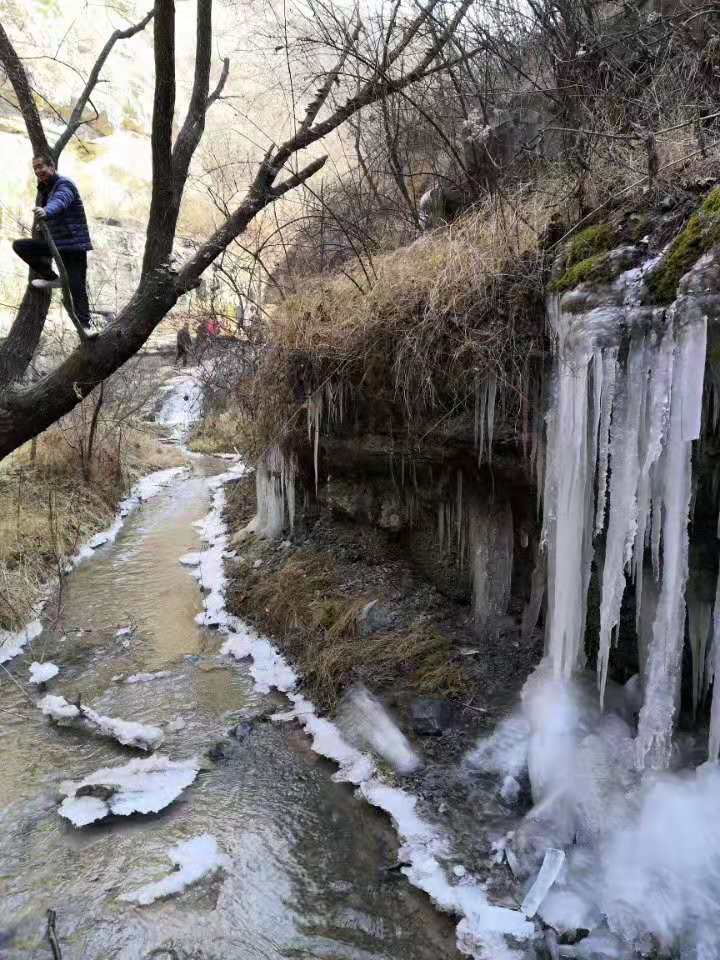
[200,471,534,960]
[58,755,200,826]
[29,661,59,684]
[121,834,229,905]
[39,695,164,750]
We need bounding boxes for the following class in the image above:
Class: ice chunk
[120,834,229,905]
[40,694,80,721]
[336,685,420,774]
[521,848,565,917]
[78,706,164,751]
[29,661,59,684]
[58,755,200,826]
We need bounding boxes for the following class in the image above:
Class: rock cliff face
[236,185,720,737]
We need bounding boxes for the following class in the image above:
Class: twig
[46,909,62,960]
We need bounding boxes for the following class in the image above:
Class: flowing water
[0,402,458,958]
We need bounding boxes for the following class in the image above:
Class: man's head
[32,154,56,184]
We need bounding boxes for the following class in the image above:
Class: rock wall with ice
[542,248,720,767]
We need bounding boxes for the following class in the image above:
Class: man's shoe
[31,277,63,290]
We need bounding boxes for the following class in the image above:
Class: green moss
[645,188,720,305]
[550,222,618,294]
[567,223,616,265]
[551,252,614,293]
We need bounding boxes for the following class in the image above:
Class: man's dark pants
[12,239,91,325]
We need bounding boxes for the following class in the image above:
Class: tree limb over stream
[0,0,474,460]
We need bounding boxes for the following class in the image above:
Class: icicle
[596,336,648,704]
[456,470,463,553]
[544,347,594,677]
[306,392,322,493]
[487,373,497,463]
[709,559,720,760]
[634,330,674,630]
[478,381,487,465]
[637,312,706,770]
[595,348,618,536]
[687,591,712,719]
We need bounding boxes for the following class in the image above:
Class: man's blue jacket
[41,175,93,251]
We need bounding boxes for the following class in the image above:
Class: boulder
[410,697,452,736]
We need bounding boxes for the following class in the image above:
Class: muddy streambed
[0,453,459,959]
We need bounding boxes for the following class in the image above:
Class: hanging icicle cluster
[254,446,297,539]
[542,262,714,768]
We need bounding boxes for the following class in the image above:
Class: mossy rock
[645,187,720,305]
[551,223,618,294]
[566,224,616,265]
[551,252,616,293]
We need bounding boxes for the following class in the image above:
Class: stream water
[0,396,458,958]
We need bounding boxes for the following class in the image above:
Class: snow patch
[58,755,200,826]
[124,671,172,684]
[121,833,229,905]
[29,661,59,684]
[38,695,163,750]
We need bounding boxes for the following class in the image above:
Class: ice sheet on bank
[58,755,200,826]
[120,833,229,905]
[71,466,186,567]
[0,619,43,666]
[29,661,59,684]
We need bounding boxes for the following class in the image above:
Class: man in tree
[12,154,97,338]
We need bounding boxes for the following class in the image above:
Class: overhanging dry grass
[0,426,183,632]
[237,197,548,461]
[228,550,471,709]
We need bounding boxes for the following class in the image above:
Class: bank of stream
[0,382,459,960]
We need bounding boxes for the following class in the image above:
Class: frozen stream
[0,418,458,958]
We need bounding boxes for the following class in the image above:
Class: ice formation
[543,266,709,763]
[336,685,421,774]
[58,755,200,826]
[28,661,59,684]
[252,446,297,539]
[202,460,533,960]
[0,618,43,666]
[121,834,229,905]
[38,695,163,750]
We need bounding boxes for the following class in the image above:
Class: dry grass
[235,194,550,462]
[0,426,183,632]
[188,411,245,455]
[228,550,471,709]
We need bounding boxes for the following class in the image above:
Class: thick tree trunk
[0,275,177,457]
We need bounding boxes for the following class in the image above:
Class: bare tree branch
[207,56,230,108]
[0,23,52,157]
[52,9,154,158]
[142,0,178,276]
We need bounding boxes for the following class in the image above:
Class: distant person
[12,154,96,338]
[176,321,193,367]
[207,318,220,337]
